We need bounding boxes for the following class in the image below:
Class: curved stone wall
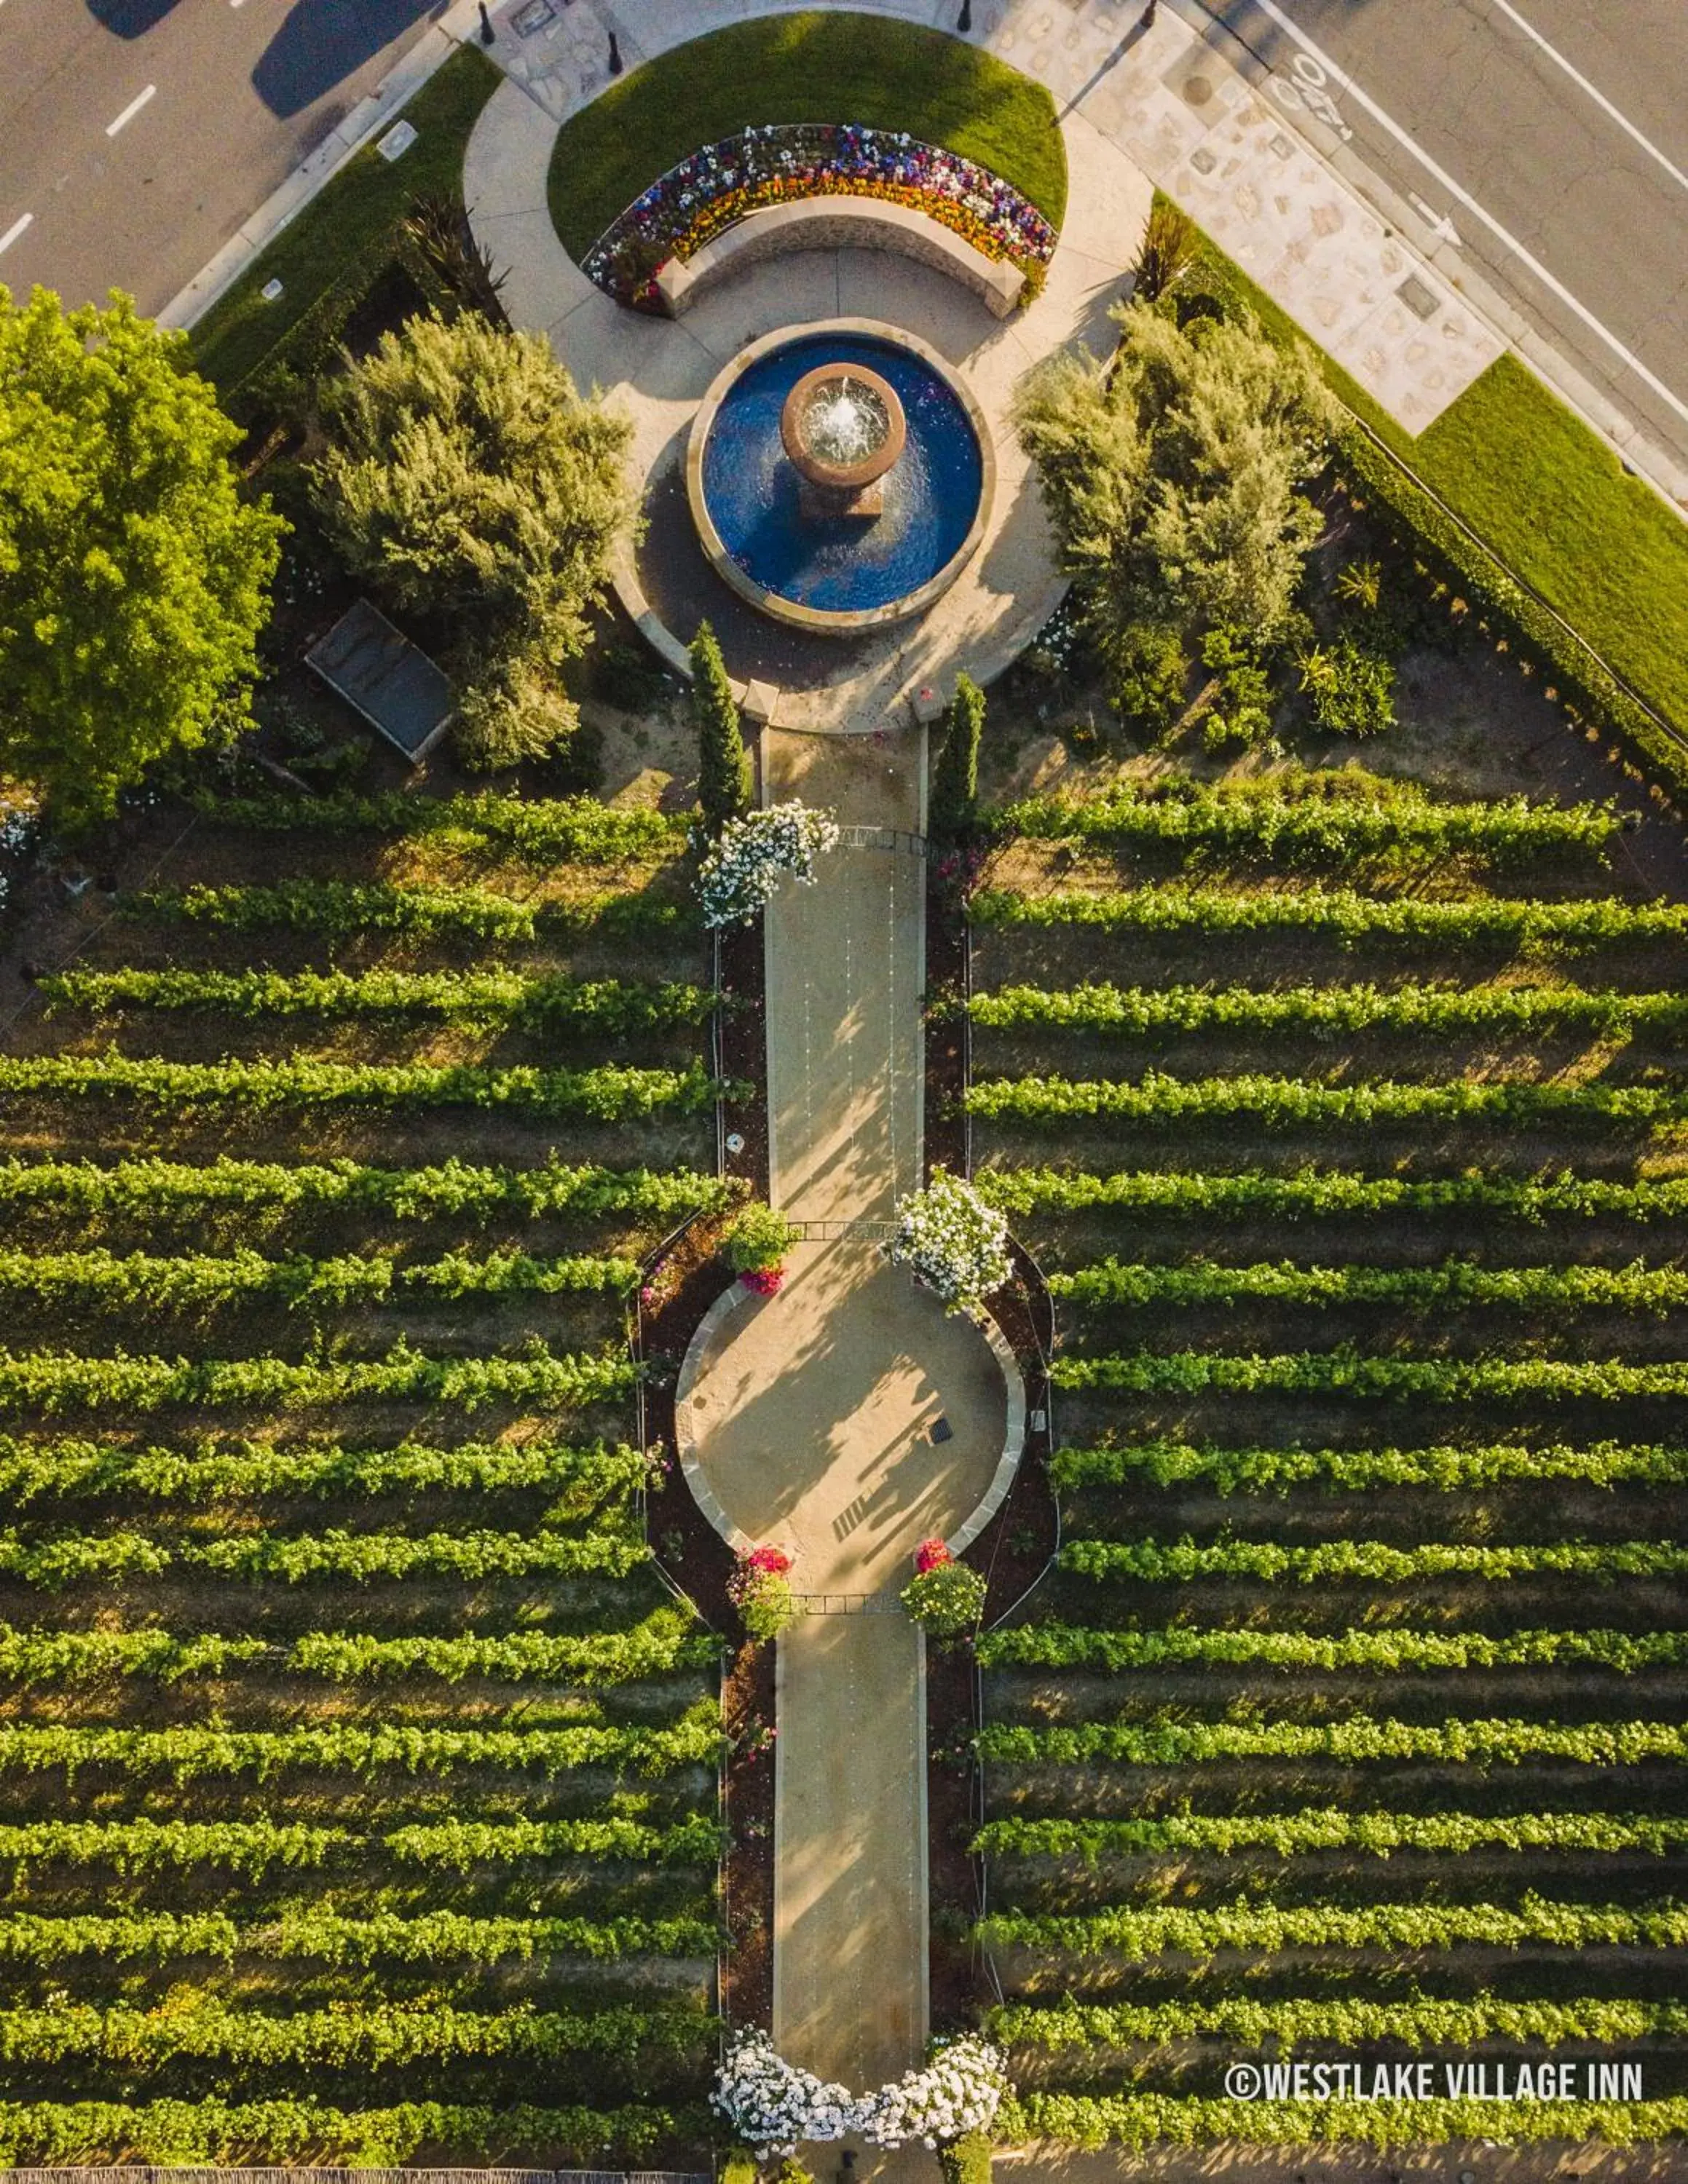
[657,198,1025,320]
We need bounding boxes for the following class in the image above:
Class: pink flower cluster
[915,1537,953,1574]
[740,1266,786,1296]
[744,1545,792,1578]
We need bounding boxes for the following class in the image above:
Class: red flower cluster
[740,1266,786,1296]
[915,1537,953,1574]
[744,1544,793,1578]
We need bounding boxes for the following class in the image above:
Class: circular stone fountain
[685,320,993,635]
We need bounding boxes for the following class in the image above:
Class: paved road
[1187,0,1688,470]
[0,0,441,318]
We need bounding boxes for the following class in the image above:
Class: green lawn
[1413,353,1688,733]
[548,11,1068,260]
[188,43,501,393]
[1183,210,1688,740]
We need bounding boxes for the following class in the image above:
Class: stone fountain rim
[779,360,908,490]
[683,317,996,637]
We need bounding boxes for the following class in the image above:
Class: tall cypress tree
[930,673,984,842]
[692,621,752,836]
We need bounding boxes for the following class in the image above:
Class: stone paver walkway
[672,728,1012,2158]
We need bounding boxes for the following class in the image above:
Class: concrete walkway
[673,727,1010,2153]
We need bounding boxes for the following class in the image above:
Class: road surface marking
[1245,0,1688,433]
[105,84,157,138]
[1408,191,1462,248]
[1485,0,1688,200]
[0,213,31,257]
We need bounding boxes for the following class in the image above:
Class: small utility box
[306,599,454,764]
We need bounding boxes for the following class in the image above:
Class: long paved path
[677,727,1009,2150]
[761,728,934,2109]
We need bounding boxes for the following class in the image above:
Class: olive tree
[1017,296,1334,724]
[312,309,637,767]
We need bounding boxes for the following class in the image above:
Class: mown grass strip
[547,11,1067,256]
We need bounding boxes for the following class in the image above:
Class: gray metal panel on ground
[306,598,454,759]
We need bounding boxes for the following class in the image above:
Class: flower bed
[584,123,1057,311]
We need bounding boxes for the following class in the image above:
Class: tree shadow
[252,0,438,120]
[85,0,181,35]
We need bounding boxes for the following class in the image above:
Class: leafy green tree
[691,620,750,834]
[1016,298,1333,720]
[930,673,984,840]
[0,287,283,823]
[312,310,636,766]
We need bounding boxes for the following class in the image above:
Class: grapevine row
[0,1524,647,1588]
[0,1053,724,1117]
[0,1713,722,1781]
[964,1070,1688,1129]
[0,2099,685,2164]
[975,1163,1688,1224]
[995,782,1617,863]
[1050,1256,1688,1314]
[989,1993,1688,2049]
[1049,1349,1688,1401]
[0,1619,714,1685]
[0,1245,640,1308]
[972,1808,1688,1860]
[0,1434,649,1505]
[1057,1537,1688,1585]
[42,966,712,1032]
[1001,2093,1688,2152]
[189,788,688,861]
[969,980,1688,1040]
[1048,1437,1688,1493]
[0,1909,717,1965]
[0,1812,721,1876]
[974,1712,1688,1766]
[0,1343,633,1413]
[970,882,1688,949]
[0,1996,710,2065]
[0,1154,729,1222]
[979,1895,1688,1956]
[135,880,687,943]
[977,1621,1688,1672]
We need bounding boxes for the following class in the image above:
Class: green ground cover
[0,785,728,2164]
[963,765,1688,2148]
[547,11,1068,258]
[188,44,501,395]
[1185,214,1688,747]
[1413,355,1688,732]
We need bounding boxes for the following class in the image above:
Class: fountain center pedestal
[780,363,907,521]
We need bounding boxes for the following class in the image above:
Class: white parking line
[0,212,31,256]
[1246,0,1688,435]
[1485,0,1688,200]
[105,84,157,138]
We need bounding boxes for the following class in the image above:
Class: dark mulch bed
[718,917,770,1200]
[924,865,968,1180]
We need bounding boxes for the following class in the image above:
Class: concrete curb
[156,0,487,335]
[946,1304,1028,1557]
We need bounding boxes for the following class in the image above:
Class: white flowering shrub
[863,2038,1010,2149]
[710,2030,861,2153]
[889,1168,1012,1313]
[711,2031,1009,2155]
[698,802,840,929]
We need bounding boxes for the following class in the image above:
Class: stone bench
[654,196,1025,320]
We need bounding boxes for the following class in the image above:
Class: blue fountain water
[699,333,984,616]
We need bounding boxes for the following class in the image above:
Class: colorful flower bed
[583,122,1057,311]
